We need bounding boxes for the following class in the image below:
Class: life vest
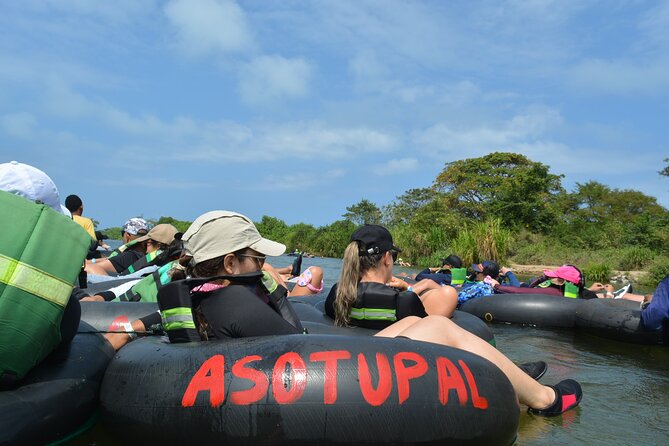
[536,280,580,298]
[116,261,175,302]
[346,282,427,330]
[0,191,90,385]
[121,249,162,275]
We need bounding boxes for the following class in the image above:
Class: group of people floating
[2,160,669,422]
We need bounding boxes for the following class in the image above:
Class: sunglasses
[237,253,266,268]
[389,249,399,262]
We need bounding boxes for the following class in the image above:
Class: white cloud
[414,106,564,155]
[238,55,313,104]
[374,158,419,176]
[164,0,254,55]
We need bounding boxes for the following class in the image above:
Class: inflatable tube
[290,296,496,345]
[0,321,115,445]
[575,298,665,345]
[85,277,139,295]
[101,334,519,446]
[80,301,159,333]
[459,294,582,328]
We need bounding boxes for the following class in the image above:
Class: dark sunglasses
[237,253,266,268]
[389,249,399,262]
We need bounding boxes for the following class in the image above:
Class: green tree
[383,188,439,226]
[434,152,564,231]
[255,215,290,245]
[156,216,192,233]
[559,181,669,249]
[660,158,669,177]
[343,199,382,225]
[309,220,356,257]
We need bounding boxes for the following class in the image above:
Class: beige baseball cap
[182,210,285,265]
[134,223,179,245]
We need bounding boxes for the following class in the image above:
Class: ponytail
[334,241,385,326]
[335,242,361,326]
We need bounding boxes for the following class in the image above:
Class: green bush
[638,257,669,288]
[618,247,655,271]
[584,262,612,283]
[450,218,513,265]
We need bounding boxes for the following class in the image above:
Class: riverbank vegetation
[101,153,669,286]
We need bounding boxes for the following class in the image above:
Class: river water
[71,254,669,445]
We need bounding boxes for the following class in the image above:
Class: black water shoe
[291,253,303,277]
[518,361,547,380]
[528,379,583,417]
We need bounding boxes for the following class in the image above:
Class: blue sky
[1,0,668,229]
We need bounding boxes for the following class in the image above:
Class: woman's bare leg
[412,280,458,317]
[393,315,556,410]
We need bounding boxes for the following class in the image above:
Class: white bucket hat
[0,161,70,216]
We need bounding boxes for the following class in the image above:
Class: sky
[1,0,668,229]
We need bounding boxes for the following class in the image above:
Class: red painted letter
[435,357,468,406]
[273,352,308,404]
[393,352,428,404]
[182,355,226,408]
[358,353,392,406]
[309,350,351,404]
[230,355,270,405]
[459,360,488,409]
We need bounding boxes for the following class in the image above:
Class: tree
[434,152,564,231]
[255,216,290,245]
[156,216,192,233]
[661,158,669,177]
[383,188,439,226]
[343,199,382,226]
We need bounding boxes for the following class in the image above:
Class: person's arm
[502,270,521,287]
[85,257,118,275]
[641,277,669,331]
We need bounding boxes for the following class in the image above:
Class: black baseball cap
[351,224,401,256]
[441,254,463,269]
[471,260,500,278]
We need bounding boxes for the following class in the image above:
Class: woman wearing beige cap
[86,223,178,276]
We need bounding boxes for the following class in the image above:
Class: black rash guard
[195,285,302,339]
[108,250,143,274]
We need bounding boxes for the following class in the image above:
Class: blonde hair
[334,241,384,326]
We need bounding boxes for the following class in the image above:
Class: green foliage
[382,188,439,226]
[583,262,612,283]
[449,218,513,265]
[309,220,356,258]
[284,223,317,253]
[100,226,122,240]
[156,216,192,233]
[343,199,382,225]
[434,152,564,231]
[255,216,290,245]
[639,257,669,288]
[660,158,669,177]
[618,247,655,271]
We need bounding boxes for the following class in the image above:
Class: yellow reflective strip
[0,254,73,307]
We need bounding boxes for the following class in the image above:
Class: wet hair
[334,241,384,327]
